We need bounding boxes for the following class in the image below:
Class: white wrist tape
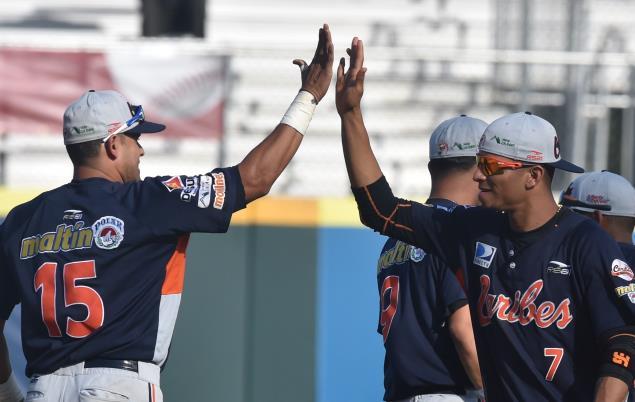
[0,373,24,401]
[280,90,317,136]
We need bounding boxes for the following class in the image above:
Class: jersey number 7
[544,347,564,382]
[34,260,105,338]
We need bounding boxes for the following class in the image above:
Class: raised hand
[336,37,367,115]
[293,24,334,103]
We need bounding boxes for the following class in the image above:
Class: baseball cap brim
[126,121,166,134]
[547,159,584,173]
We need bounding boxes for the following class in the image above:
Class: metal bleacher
[4,0,633,196]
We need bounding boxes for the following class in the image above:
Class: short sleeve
[407,204,472,268]
[0,225,19,320]
[576,224,635,337]
[127,166,246,236]
[436,259,468,314]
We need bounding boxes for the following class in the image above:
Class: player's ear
[103,135,121,161]
[525,165,544,190]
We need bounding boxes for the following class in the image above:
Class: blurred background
[1,0,635,401]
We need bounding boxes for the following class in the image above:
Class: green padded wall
[162,226,317,402]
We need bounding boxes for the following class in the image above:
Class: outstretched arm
[335,37,461,262]
[238,24,334,203]
[335,37,382,188]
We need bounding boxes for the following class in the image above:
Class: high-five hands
[294,24,334,103]
[336,37,367,115]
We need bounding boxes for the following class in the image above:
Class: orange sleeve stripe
[362,186,414,233]
[161,234,190,295]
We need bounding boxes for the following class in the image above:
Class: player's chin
[478,190,497,208]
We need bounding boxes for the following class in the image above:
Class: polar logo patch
[612,259,634,281]
[474,242,497,269]
[92,216,125,250]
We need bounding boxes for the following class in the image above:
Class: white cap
[429,115,488,159]
[560,171,635,217]
[63,90,165,145]
[478,112,584,173]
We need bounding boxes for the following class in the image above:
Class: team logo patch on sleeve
[611,259,634,281]
[474,242,497,268]
[211,172,226,210]
[615,284,635,303]
[92,216,125,250]
[162,176,184,192]
[197,175,213,208]
[179,177,199,202]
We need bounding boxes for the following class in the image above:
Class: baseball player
[560,171,635,402]
[336,36,635,402]
[377,116,485,402]
[560,171,635,266]
[0,24,333,402]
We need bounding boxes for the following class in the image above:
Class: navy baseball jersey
[0,167,245,376]
[377,199,471,401]
[354,178,635,402]
[619,242,635,402]
[620,243,635,270]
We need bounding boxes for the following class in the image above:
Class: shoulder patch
[197,175,213,208]
[162,176,184,192]
[211,172,226,210]
[611,259,634,281]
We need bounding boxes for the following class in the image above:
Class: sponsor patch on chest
[546,260,571,276]
[473,242,497,268]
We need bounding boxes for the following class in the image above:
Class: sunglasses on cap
[476,155,537,177]
[103,104,145,143]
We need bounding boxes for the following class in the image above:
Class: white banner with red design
[0,46,226,138]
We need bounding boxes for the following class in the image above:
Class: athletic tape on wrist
[0,373,24,401]
[280,90,317,136]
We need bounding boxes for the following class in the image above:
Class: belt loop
[137,362,161,386]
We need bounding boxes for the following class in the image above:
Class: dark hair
[428,156,476,181]
[65,139,103,166]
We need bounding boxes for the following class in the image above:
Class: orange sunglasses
[476,155,536,176]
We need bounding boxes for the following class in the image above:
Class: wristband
[0,373,24,402]
[280,90,317,136]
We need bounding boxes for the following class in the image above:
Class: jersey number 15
[34,260,105,338]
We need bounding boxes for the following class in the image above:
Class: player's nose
[473,167,486,182]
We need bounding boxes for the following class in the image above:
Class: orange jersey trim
[363,186,414,233]
[161,234,190,295]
